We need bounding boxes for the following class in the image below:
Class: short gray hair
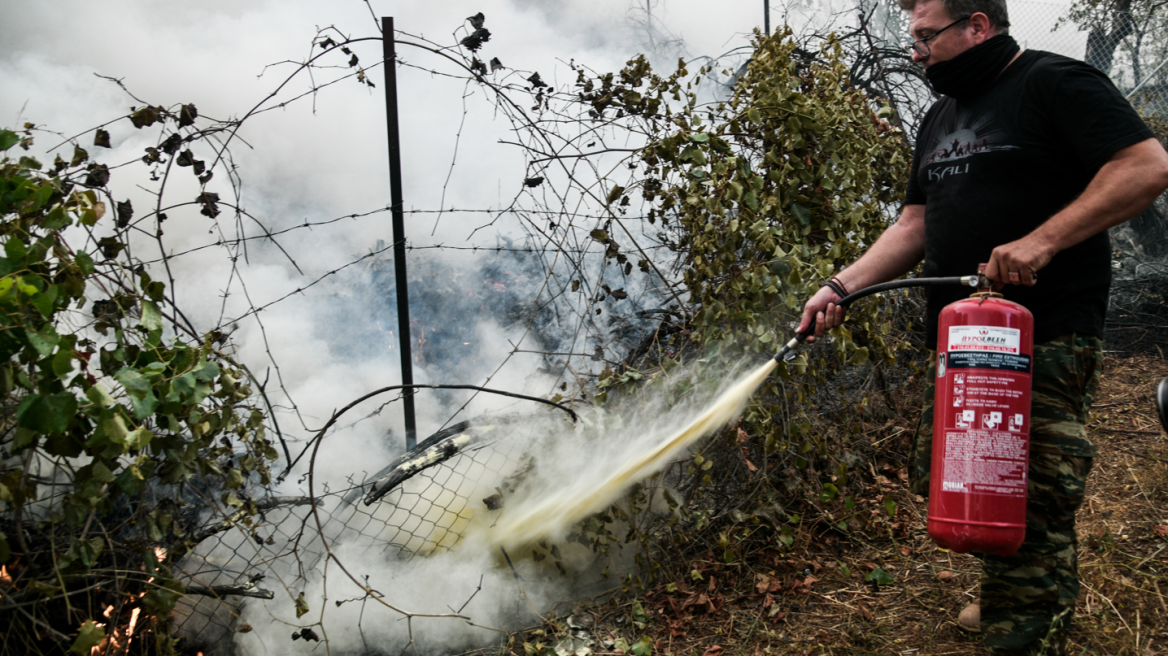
[899,0,1011,33]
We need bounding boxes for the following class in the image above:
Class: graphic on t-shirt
[921,110,1019,169]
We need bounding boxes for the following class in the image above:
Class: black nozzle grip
[795,316,817,342]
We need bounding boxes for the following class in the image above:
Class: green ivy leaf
[139,300,162,332]
[85,384,116,408]
[0,130,19,152]
[74,251,94,276]
[97,413,130,446]
[91,459,116,484]
[24,327,58,357]
[126,427,152,450]
[17,393,77,435]
[43,206,70,231]
[884,497,898,518]
[630,636,654,656]
[114,367,159,419]
[142,576,185,614]
[167,373,196,403]
[51,348,75,378]
[865,567,895,586]
[115,464,146,495]
[69,620,106,655]
[224,468,244,489]
[789,203,811,226]
[189,360,220,382]
[4,237,27,263]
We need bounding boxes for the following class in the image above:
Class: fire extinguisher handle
[772,274,981,363]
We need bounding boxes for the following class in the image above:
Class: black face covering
[925,34,1020,101]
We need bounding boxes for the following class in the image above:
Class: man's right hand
[796,285,846,343]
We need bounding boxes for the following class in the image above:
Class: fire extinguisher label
[947,325,1031,372]
[938,323,1031,497]
[941,428,1028,496]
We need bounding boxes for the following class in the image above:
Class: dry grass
[498,351,1168,656]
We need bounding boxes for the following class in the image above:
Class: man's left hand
[984,236,1055,287]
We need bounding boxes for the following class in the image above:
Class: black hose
[772,275,979,362]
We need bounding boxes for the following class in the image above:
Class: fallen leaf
[740,445,758,472]
[756,576,771,594]
[702,646,724,656]
[1155,525,1168,537]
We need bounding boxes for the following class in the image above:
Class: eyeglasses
[909,16,971,57]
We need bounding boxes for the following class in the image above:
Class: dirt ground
[500,350,1168,656]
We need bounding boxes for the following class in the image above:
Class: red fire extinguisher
[927,276,1034,556]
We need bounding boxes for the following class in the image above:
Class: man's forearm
[1036,138,1168,252]
[987,137,1168,285]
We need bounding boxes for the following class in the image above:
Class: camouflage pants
[910,334,1102,655]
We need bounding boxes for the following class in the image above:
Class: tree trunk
[1085,0,1135,75]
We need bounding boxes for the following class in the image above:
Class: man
[797,0,1168,653]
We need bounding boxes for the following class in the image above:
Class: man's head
[900,0,1010,67]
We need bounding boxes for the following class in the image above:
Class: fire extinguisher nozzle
[772,337,802,363]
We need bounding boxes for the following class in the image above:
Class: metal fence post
[382,17,418,450]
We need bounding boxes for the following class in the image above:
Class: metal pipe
[1126,55,1168,100]
[382,17,418,449]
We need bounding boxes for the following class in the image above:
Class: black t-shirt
[906,50,1153,349]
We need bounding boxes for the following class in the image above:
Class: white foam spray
[485,358,778,549]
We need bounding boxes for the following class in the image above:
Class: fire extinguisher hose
[772,274,984,363]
